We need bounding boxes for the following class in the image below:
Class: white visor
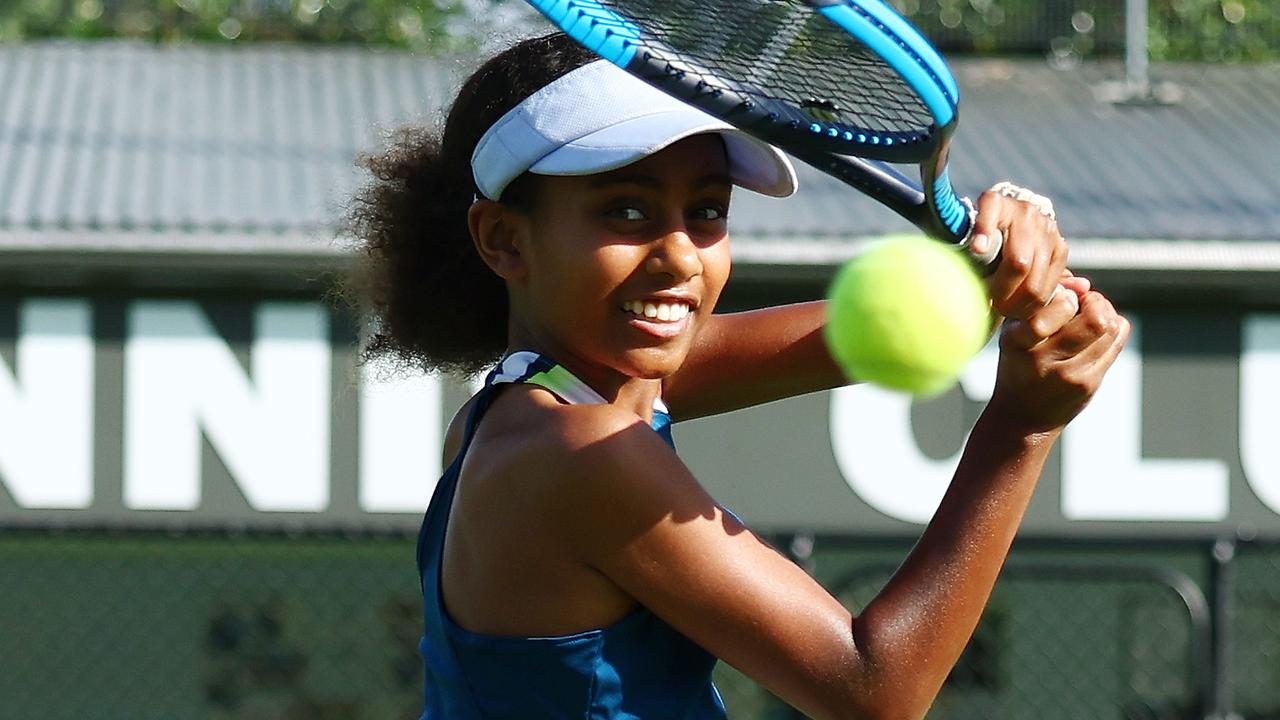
[471,59,798,200]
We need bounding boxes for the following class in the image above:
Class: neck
[505,333,663,423]
[552,351,664,423]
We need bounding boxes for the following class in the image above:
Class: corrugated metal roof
[2,41,1278,270]
[0,41,463,237]
[729,60,1280,239]
[728,59,1280,269]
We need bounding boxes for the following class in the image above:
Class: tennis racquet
[521,0,1002,269]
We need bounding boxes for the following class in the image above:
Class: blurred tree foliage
[1147,0,1277,62]
[0,0,474,51]
[0,0,1275,60]
[889,0,1276,61]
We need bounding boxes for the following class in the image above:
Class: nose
[645,227,703,283]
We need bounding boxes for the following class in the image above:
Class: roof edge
[730,236,1280,272]
[0,229,350,257]
[3,230,1280,274]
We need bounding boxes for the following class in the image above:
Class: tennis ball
[824,235,992,397]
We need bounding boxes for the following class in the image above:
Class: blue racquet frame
[524,0,999,266]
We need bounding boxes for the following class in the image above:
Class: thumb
[1060,274,1091,299]
[967,226,1003,266]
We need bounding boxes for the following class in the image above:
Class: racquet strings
[598,0,935,136]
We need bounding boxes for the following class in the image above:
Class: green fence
[1,530,1276,719]
[0,532,421,720]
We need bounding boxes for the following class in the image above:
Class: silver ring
[991,181,1056,221]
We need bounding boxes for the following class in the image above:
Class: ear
[468,199,529,281]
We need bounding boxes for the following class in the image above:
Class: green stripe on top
[526,363,610,406]
[491,352,672,444]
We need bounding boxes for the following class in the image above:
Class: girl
[347,32,1129,720]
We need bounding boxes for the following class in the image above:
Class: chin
[617,346,690,381]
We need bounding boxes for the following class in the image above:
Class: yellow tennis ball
[824,235,992,397]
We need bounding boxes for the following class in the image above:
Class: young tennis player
[347,32,1128,720]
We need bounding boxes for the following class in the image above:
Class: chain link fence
[0,531,423,720]
[1231,542,1280,719]
[1,530,1277,719]
[831,561,1207,720]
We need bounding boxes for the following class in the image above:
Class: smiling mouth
[621,300,693,323]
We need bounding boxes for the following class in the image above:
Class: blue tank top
[417,352,727,719]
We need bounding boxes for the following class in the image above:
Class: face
[504,134,733,394]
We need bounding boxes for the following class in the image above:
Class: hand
[968,184,1068,321]
[988,283,1131,434]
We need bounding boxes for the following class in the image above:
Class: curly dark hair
[343,33,597,376]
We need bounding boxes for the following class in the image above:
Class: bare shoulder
[470,387,667,481]
[442,385,648,467]
[461,387,716,541]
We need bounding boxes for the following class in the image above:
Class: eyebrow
[587,173,733,191]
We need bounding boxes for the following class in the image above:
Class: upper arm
[551,410,866,720]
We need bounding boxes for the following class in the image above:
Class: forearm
[849,408,1058,717]
[666,301,847,420]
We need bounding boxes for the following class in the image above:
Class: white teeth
[622,300,692,322]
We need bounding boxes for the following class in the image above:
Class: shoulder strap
[416,386,499,719]
[493,351,676,449]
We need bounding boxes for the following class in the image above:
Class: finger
[1044,230,1071,295]
[1057,268,1092,297]
[999,209,1067,318]
[974,190,1026,309]
[968,227,1000,259]
[1087,312,1131,368]
[1055,312,1131,390]
[1044,291,1125,360]
[1061,274,1091,297]
[988,226,1049,318]
[1000,284,1080,350]
[967,190,1005,259]
[1027,217,1064,300]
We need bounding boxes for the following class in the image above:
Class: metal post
[1125,0,1150,97]
[1207,537,1242,720]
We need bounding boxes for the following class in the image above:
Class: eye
[690,204,729,222]
[607,206,647,221]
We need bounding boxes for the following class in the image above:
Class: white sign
[0,298,442,515]
[2,297,1278,534]
[831,316,1278,526]
[0,300,94,508]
